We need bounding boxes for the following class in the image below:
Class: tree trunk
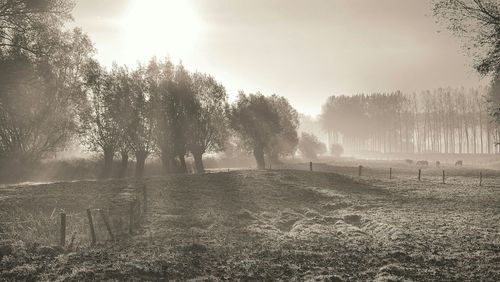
[135,151,148,178]
[160,148,173,174]
[193,151,205,174]
[103,148,114,179]
[119,151,128,178]
[253,145,265,170]
[178,154,188,173]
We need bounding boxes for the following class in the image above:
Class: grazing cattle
[455,160,463,166]
[416,160,428,166]
[436,161,440,167]
[405,159,413,165]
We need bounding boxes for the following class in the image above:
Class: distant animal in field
[416,160,428,166]
[436,161,440,167]
[455,160,463,166]
[405,159,413,165]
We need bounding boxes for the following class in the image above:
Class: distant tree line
[320,88,500,155]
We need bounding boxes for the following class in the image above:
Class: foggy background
[72,0,484,116]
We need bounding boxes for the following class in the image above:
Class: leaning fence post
[442,170,445,184]
[480,171,482,186]
[99,209,114,241]
[60,212,66,247]
[358,165,363,177]
[86,209,96,246]
[389,168,392,179]
[418,169,421,181]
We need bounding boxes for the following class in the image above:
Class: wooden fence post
[142,185,147,213]
[86,209,96,246]
[358,165,362,177]
[60,212,66,247]
[389,168,392,179]
[480,171,482,186]
[99,209,114,241]
[418,169,421,181]
[129,201,134,234]
[442,170,445,184]
[310,162,313,172]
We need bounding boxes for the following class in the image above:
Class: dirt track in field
[0,166,499,281]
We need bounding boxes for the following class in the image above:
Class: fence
[300,161,492,187]
[0,184,148,247]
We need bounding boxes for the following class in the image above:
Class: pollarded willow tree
[127,67,156,177]
[148,59,200,174]
[79,60,121,178]
[230,92,298,169]
[188,72,229,173]
[265,94,300,165]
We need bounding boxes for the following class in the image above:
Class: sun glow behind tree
[119,0,201,66]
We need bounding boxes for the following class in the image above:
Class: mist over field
[0,0,499,281]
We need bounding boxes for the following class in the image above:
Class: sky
[71,0,484,117]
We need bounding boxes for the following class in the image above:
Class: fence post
[60,212,66,247]
[389,168,392,179]
[86,209,96,246]
[442,170,445,184]
[129,201,134,235]
[480,171,482,186]
[310,162,313,172]
[358,165,362,177]
[418,169,421,181]
[142,185,147,213]
[99,209,114,241]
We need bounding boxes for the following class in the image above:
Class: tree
[434,0,499,76]
[0,0,74,58]
[128,67,156,177]
[330,144,344,158]
[434,0,500,126]
[298,132,326,160]
[230,92,281,169]
[490,74,500,145]
[0,58,74,174]
[147,58,180,174]
[0,29,93,180]
[265,95,299,164]
[80,60,120,178]
[107,64,134,177]
[188,72,229,173]
[149,59,194,174]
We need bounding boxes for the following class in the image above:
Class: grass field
[0,162,499,281]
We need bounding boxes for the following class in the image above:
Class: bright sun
[120,0,201,66]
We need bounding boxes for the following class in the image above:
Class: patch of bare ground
[0,166,499,281]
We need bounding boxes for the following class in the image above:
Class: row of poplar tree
[320,87,500,155]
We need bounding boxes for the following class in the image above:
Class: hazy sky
[72,0,484,116]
